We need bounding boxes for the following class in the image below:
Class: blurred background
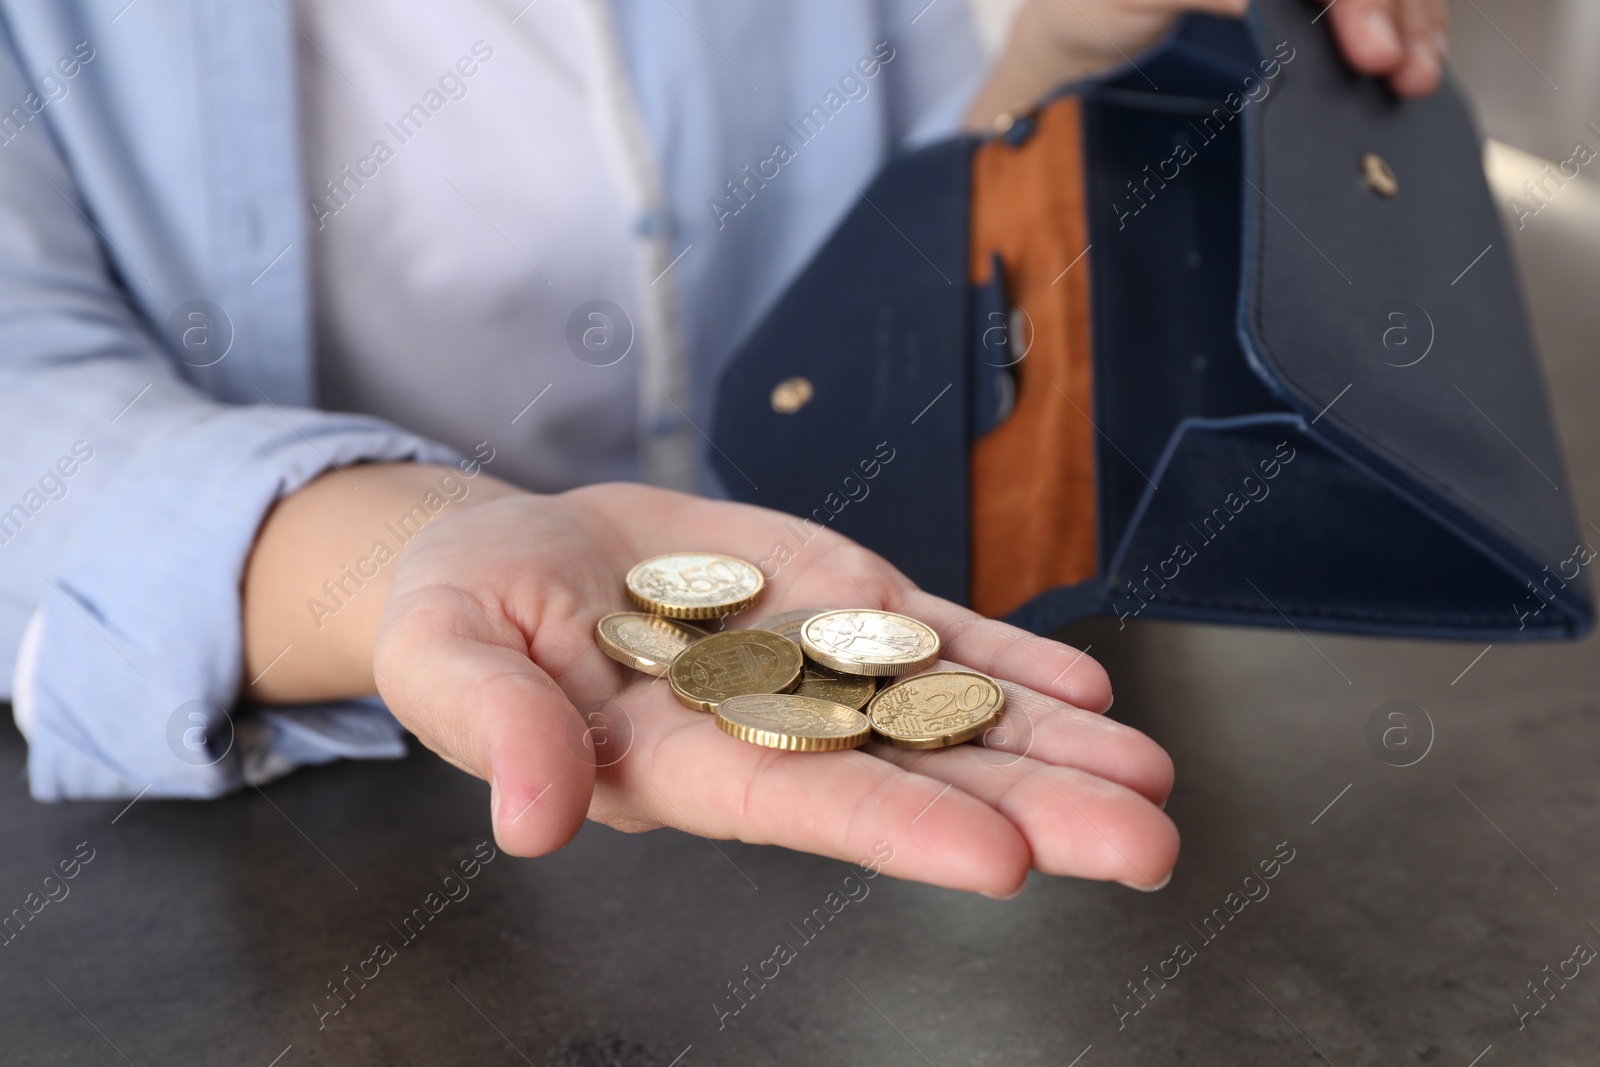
[1447,0,1599,162]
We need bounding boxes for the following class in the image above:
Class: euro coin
[626,552,765,619]
[800,609,941,677]
[668,629,803,713]
[715,693,871,752]
[753,608,825,643]
[594,612,709,677]
[753,609,877,708]
[792,658,878,710]
[867,670,1005,749]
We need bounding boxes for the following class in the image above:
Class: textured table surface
[4,594,1598,1067]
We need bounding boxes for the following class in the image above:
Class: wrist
[243,461,525,703]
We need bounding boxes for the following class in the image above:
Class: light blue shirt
[0,0,987,800]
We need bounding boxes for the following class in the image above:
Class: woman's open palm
[374,483,1178,897]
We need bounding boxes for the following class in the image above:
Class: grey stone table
[7,593,1600,1067]
[4,99,1599,1067]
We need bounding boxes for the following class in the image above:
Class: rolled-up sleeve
[0,23,454,800]
[16,401,457,801]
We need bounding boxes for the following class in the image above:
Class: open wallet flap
[709,0,1593,640]
[1227,0,1592,636]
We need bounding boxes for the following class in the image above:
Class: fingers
[1328,0,1404,73]
[870,743,1180,887]
[1180,0,1250,16]
[597,691,1033,896]
[974,673,1175,806]
[588,645,1170,894]
[901,590,1113,713]
[1389,0,1447,97]
[750,531,1110,712]
[757,532,1113,710]
[1326,0,1446,97]
[374,583,595,858]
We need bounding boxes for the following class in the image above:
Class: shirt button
[635,210,673,240]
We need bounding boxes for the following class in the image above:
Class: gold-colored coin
[799,609,941,677]
[753,608,825,643]
[626,552,765,619]
[867,670,1005,750]
[792,658,878,710]
[715,693,871,752]
[753,611,877,709]
[594,612,709,677]
[668,630,803,713]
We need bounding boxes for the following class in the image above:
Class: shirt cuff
[21,404,461,801]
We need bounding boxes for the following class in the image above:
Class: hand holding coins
[371,482,1171,896]
[597,552,1005,753]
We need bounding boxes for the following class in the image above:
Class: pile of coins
[594,552,1006,753]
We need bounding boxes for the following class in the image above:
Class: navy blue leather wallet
[711,0,1593,641]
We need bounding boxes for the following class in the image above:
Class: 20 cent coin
[867,670,1005,749]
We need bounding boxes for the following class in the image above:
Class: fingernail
[1119,871,1172,893]
[1412,36,1441,73]
[982,883,1026,901]
[1364,8,1403,59]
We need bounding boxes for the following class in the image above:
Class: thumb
[374,584,595,857]
[1328,0,1406,74]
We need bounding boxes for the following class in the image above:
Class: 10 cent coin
[715,693,871,752]
[668,630,803,712]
